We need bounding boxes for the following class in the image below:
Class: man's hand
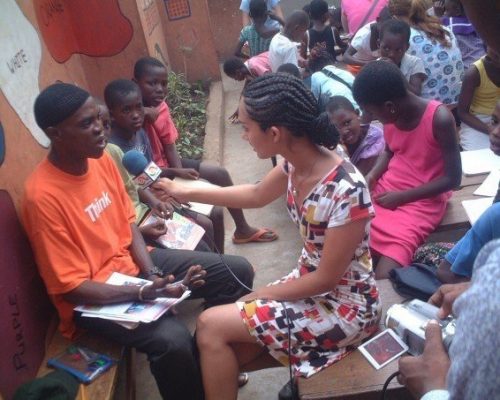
[374,191,408,209]
[150,199,174,219]
[429,282,470,319]
[174,168,200,180]
[398,321,450,398]
[139,220,167,240]
[143,265,206,299]
[144,106,160,123]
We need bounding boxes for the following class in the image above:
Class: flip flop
[232,228,278,244]
[238,372,249,388]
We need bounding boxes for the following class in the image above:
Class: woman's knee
[196,307,227,348]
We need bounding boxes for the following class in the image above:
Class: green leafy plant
[165,71,208,159]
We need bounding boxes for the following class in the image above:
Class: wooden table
[432,173,487,241]
[298,280,412,400]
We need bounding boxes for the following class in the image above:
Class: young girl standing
[154,73,381,400]
[353,61,461,279]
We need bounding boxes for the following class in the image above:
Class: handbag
[389,263,442,301]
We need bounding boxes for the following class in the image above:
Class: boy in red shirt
[134,57,278,251]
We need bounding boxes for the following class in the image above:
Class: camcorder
[385,299,456,356]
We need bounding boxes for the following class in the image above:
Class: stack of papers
[462,197,494,225]
[75,273,190,329]
[461,149,500,176]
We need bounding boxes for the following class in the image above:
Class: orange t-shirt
[22,153,139,338]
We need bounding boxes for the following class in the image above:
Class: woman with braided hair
[153,73,381,399]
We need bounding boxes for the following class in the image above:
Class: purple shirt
[351,124,384,164]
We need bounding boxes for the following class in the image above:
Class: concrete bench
[298,279,413,400]
[0,190,134,400]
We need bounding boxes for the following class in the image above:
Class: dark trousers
[75,248,253,400]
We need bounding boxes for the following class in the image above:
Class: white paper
[474,170,500,197]
[461,197,494,225]
[461,149,500,176]
[75,273,190,326]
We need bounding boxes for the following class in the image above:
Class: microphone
[122,150,162,189]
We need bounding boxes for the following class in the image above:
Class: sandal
[232,228,278,244]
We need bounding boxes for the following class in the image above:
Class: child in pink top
[353,61,461,279]
[134,57,278,252]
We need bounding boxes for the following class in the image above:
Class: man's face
[51,97,106,159]
[135,65,168,108]
[109,90,145,134]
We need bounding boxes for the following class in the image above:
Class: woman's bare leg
[197,303,280,400]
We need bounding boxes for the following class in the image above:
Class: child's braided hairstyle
[242,73,339,149]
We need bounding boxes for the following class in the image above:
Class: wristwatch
[145,265,164,279]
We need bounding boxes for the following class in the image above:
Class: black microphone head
[122,150,148,176]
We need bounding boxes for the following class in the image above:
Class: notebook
[461,149,500,176]
[47,345,115,384]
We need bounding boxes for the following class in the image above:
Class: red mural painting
[34,0,133,63]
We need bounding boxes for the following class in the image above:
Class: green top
[105,143,149,222]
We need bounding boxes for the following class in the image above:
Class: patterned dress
[237,160,381,378]
[408,27,464,105]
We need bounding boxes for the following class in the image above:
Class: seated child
[269,10,310,71]
[441,0,485,69]
[104,79,154,160]
[98,100,215,250]
[327,95,384,175]
[378,19,427,95]
[309,46,357,111]
[133,57,278,251]
[223,52,271,82]
[301,0,346,62]
[352,61,461,279]
[236,0,282,58]
[458,47,500,150]
[223,53,271,123]
[276,62,301,78]
[343,7,392,74]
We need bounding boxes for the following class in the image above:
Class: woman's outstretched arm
[152,162,288,209]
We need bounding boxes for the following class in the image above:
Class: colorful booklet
[74,273,191,329]
[47,345,116,384]
[140,211,205,250]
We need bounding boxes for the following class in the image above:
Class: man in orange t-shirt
[22,83,254,400]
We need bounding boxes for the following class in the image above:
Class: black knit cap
[34,83,90,130]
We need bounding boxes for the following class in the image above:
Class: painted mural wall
[0,0,170,209]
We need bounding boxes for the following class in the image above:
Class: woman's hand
[374,190,408,209]
[151,178,189,203]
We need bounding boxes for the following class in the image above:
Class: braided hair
[242,73,339,149]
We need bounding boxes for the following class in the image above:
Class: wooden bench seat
[298,280,412,400]
[0,190,134,400]
[36,327,132,400]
